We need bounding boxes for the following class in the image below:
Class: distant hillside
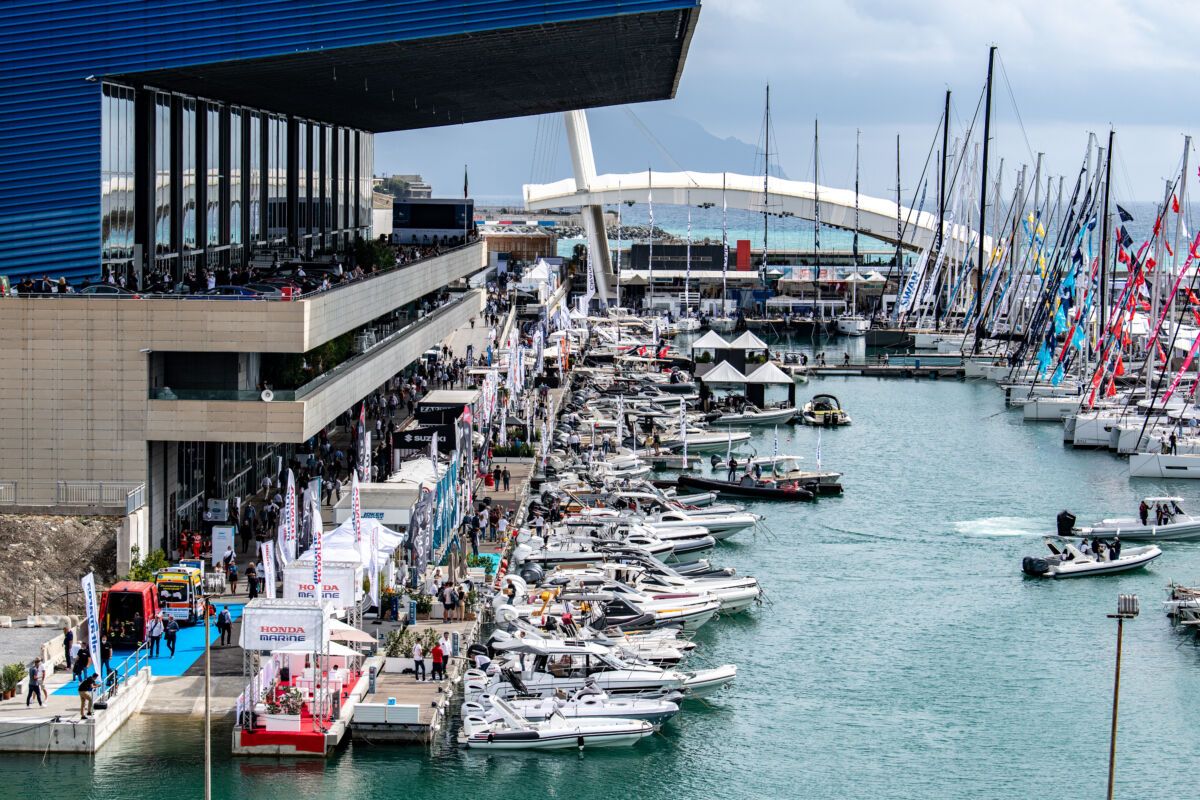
[374,105,783,203]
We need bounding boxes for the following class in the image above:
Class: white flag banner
[81,571,100,667]
[816,429,823,470]
[351,471,362,543]
[430,429,438,467]
[680,401,688,463]
[260,540,277,599]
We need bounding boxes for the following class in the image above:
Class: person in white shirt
[440,632,454,664]
[412,640,426,681]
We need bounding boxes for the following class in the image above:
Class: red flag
[1118,249,1130,264]
[1114,356,1125,377]
[1105,378,1117,398]
[1166,241,1174,257]
[1188,288,1200,306]
[1174,194,1180,213]
[1158,342,1167,363]
[1193,309,1200,327]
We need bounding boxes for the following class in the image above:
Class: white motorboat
[712,405,798,426]
[1129,452,1200,479]
[708,317,736,333]
[463,686,681,726]
[1021,539,1162,578]
[669,429,753,453]
[835,314,869,336]
[1069,497,1200,542]
[458,696,652,750]
[799,394,852,426]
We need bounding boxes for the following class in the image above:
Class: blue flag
[1051,363,1064,387]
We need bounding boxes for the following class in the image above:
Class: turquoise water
[6,345,1200,798]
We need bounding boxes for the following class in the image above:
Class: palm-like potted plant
[263,687,305,732]
[383,628,418,673]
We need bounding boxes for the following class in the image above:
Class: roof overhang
[111,8,700,132]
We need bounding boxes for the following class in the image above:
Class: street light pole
[204,594,212,800]
[1106,594,1139,800]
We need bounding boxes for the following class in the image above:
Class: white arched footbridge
[524,170,992,259]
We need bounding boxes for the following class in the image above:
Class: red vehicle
[99,581,162,648]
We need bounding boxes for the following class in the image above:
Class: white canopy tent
[745,362,793,384]
[701,361,748,384]
[729,331,770,351]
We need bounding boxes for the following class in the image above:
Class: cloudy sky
[377,0,1199,203]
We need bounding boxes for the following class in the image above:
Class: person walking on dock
[147,613,164,658]
[26,657,43,707]
[502,467,511,491]
[412,639,426,682]
[164,617,179,658]
[430,640,445,681]
[72,646,89,682]
[217,606,233,647]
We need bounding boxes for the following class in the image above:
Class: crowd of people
[5,232,478,298]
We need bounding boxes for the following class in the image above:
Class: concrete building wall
[0,244,486,496]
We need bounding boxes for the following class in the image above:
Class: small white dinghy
[1021,539,1162,579]
[458,696,653,750]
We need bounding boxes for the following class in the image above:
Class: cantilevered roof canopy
[112,7,700,132]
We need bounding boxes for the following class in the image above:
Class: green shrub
[127,546,170,582]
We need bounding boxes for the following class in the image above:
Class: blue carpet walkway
[55,604,245,694]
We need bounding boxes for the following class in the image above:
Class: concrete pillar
[118,506,150,575]
[563,110,612,304]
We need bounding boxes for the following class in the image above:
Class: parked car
[245,282,285,299]
[193,285,262,299]
[79,284,135,296]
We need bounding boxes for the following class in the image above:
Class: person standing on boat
[1112,536,1122,560]
[1139,501,1150,526]
[727,457,738,482]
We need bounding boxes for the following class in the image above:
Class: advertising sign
[282,560,363,611]
[259,540,277,599]
[238,600,329,651]
[211,525,235,568]
[81,571,100,667]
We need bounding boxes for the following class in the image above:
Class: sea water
[5,350,1200,799]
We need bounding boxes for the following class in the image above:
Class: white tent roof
[691,330,730,350]
[701,361,748,383]
[272,640,362,658]
[729,331,770,350]
[863,271,888,283]
[745,362,794,384]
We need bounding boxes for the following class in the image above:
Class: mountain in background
[373,104,785,204]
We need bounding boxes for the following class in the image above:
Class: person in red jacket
[430,642,445,681]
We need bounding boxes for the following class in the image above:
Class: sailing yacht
[708,172,737,333]
[837,129,869,336]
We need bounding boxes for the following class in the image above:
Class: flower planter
[384,657,414,674]
[264,713,302,733]
[416,612,429,620]
[491,456,535,464]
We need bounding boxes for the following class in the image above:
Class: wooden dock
[808,363,965,379]
[351,619,480,744]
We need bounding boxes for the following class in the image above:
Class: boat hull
[1129,453,1200,479]
[677,474,816,501]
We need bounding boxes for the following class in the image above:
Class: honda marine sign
[282,560,363,612]
[238,599,330,652]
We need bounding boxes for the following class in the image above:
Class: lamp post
[204,593,212,800]
[1106,593,1139,800]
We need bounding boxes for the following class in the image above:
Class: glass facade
[103,82,372,282]
[248,113,262,241]
[205,104,221,247]
[154,94,172,253]
[100,84,135,264]
[229,108,242,246]
[180,97,197,250]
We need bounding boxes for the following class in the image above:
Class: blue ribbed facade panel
[0,0,698,281]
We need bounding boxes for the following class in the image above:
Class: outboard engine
[1056,510,1077,537]
[1022,556,1050,576]
[518,562,545,585]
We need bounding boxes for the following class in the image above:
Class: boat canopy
[691,330,731,350]
[700,361,748,384]
[729,331,769,350]
[745,362,793,385]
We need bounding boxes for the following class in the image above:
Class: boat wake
[953,516,1044,537]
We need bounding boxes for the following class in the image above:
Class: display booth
[237,598,333,732]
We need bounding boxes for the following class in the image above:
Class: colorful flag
[351,470,362,543]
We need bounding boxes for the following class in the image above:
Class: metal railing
[0,480,145,511]
[98,639,151,704]
[147,291,480,404]
[6,240,483,303]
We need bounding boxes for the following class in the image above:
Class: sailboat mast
[853,129,860,314]
[814,118,822,322]
[722,172,728,317]
[648,167,654,313]
[974,46,996,341]
[1099,129,1113,336]
[762,84,770,286]
[895,134,902,321]
[936,89,950,325]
